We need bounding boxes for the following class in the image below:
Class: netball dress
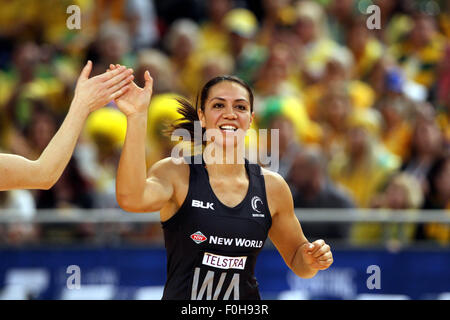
[161,155,272,300]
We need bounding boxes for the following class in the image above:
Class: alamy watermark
[365,5,381,30]
[169,122,280,173]
[65,4,383,31]
[366,265,381,290]
[65,3,388,31]
[66,264,81,289]
[66,5,81,30]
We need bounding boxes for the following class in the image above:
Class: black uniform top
[161,155,273,300]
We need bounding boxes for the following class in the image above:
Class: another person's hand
[72,61,134,114]
[300,239,333,271]
[108,64,153,117]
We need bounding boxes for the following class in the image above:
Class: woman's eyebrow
[209,97,249,103]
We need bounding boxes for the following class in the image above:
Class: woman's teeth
[220,125,237,132]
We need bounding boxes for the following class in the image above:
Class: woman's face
[208,0,231,23]
[173,34,194,61]
[325,96,349,130]
[295,17,316,44]
[198,81,254,148]
[410,16,435,47]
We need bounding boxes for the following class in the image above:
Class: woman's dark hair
[166,75,253,143]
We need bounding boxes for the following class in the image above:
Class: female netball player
[111,64,333,300]
[0,61,134,191]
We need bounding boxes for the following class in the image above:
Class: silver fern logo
[251,196,264,217]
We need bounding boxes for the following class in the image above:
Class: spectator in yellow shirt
[165,19,202,99]
[369,173,424,247]
[346,16,384,81]
[390,12,447,90]
[329,116,400,208]
[198,0,233,54]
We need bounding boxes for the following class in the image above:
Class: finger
[311,259,333,270]
[308,239,325,255]
[317,251,332,261]
[318,251,333,260]
[105,68,134,88]
[313,244,330,259]
[110,84,131,100]
[108,74,134,94]
[302,243,314,255]
[97,65,126,81]
[319,258,333,268]
[78,60,92,81]
[106,64,116,73]
[144,70,153,92]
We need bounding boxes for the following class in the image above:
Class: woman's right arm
[116,113,175,212]
[113,66,175,212]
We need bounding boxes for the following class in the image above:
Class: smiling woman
[167,75,254,149]
[112,66,334,300]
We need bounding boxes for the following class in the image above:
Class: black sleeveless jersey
[161,155,272,300]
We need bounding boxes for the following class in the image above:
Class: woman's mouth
[219,125,238,133]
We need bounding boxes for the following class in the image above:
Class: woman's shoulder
[149,157,190,181]
[260,167,285,185]
[260,167,293,203]
[259,167,294,216]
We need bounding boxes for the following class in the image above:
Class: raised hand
[300,239,333,271]
[108,64,153,116]
[0,61,136,191]
[72,61,134,114]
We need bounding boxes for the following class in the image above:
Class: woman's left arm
[265,170,333,278]
[0,61,133,191]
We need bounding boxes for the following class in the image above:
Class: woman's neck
[205,161,247,179]
[203,144,247,178]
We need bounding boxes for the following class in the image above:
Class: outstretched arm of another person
[0,61,134,191]
[111,64,175,213]
[266,169,334,278]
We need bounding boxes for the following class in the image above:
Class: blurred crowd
[0,0,449,247]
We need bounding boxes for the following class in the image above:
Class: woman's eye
[235,105,247,111]
[213,103,224,108]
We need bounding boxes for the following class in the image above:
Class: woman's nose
[223,106,237,119]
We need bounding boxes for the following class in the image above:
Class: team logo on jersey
[202,252,247,270]
[191,231,207,244]
[192,199,215,211]
[251,196,264,217]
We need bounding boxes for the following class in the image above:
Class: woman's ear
[248,111,255,130]
[198,109,205,128]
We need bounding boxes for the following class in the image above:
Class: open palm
[109,64,153,116]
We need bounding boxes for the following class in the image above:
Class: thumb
[144,70,153,92]
[79,60,92,81]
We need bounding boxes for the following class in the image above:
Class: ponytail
[164,97,205,145]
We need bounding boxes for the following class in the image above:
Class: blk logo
[191,231,208,244]
[192,199,215,210]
